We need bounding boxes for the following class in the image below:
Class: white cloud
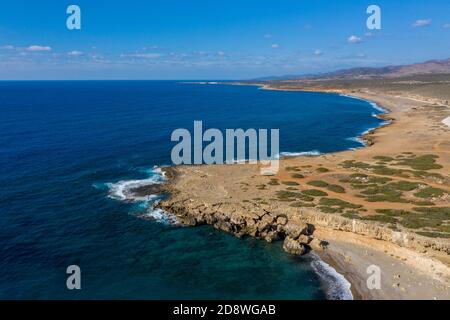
[27,45,51,52]
[314,49,323,56]
[444,23,450,29]
[120,53,162,59]
[67,50,83,57]
[347,35,362,44]
[271,44,279,49]
[1,45,14,50]
[364,32,373,38]
[263,34,272,39]
[217,51,226,56]
[412,19,432,27]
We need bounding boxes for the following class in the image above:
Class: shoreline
[152,82,449,299]
[256,84,450,299]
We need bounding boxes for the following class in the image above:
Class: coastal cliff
[158,178,449,255]
[151,86,450,299]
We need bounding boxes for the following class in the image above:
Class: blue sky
[0,0,449,79]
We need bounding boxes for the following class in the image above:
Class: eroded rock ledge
[156,167,450,258]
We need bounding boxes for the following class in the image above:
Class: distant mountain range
[254,58,450,81]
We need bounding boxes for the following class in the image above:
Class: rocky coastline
[143,86,450,299]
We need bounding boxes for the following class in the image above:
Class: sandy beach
[154,81,450,300]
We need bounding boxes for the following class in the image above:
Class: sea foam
[106,166,165,202]
[103,166,178,224]
[280,150,321,157]
[310,253,353,300]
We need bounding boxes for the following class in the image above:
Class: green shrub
[400,217,442,229]
[317,206,342,213]
[414,187,447,199]
[412,207,450,220]
[303,189,328,197]
[362,215,398,223]
[365,194,409,203]
[327,184,346,193]
[282,181,300,186]
[319,198,362,209]
[373,156,394,162]
[307,180,329,188]
[342,212,361,219]
[386,181,421,191]
[375,209,411,216]
[395,154,442,170]
[341,160,371,169]
[416,231,450,238]
[275,190,298,199]
[289,201,316,208]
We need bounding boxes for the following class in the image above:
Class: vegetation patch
[413,201,435,206]
[412,207,450,220]
[291,173,305,179]
[400,217,442,229]
[375,209,411,217]
[394,154,442,170]
[317,206,343,213]
[326,184,346,193]
[342,211,361,219]
[268,178,280,186]
[386,181,421,191]
[413,187,447,199]
[435,224,450,233]
[318,198,362,209]
[303,189,328,197]
[341,160,371,169]
[416,231,450,239]
[359,184,410,203]
[316,167,330,173]
[295,194,314,202]
[307,180,329,188]
[275,190,297,201]
[343,174,391,185]
[362,215,398,224]
[350,183,378,189]
[373,156,395,162]
[365,194,409,203]
[282,181,300,186]
[371,166,405,177]
[289,201,316,208]
[275,190,315,202]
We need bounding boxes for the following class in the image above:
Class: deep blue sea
[0,81,384,299]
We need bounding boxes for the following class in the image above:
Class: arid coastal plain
[139,75,450,299]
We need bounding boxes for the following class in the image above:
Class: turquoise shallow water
[0,81,384,299]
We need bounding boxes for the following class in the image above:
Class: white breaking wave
[310,253,353,300]
[347,119,392,148]
[143,207,178,225]
[102,166,179,224]
[346,136,365,146]
[106,166,165,202]
[280,150,321,157]
[368,101,387,113]
[339,94,387,114]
